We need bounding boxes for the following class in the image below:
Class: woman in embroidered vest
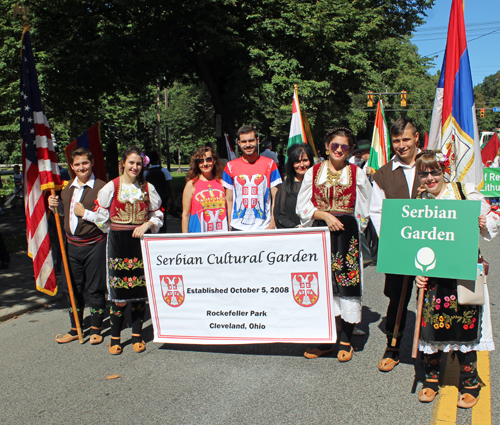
[296,128,372,362]
[181,146,227,233]
[274,143,314,228]
[96,146,164,355]
[414,150,499,408]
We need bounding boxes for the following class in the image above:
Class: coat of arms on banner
[291,273,319,307]
[160,275,185,307]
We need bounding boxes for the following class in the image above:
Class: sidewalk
[0,209,181,322]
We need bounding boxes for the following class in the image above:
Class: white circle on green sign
[415,247,436,272]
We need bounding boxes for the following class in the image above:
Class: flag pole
[391,275,409,347]
[51,189,84,343]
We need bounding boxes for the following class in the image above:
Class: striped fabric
[21,28,63,296]
[367,100,390,171]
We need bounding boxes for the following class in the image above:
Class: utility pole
[156,82,161,166]
[165,88,170,171]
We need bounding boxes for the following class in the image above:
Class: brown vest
[61,178,107,236]
[372,160,420,200]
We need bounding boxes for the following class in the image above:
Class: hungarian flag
[367,100,390,171]
[287,86,308,149]
[428,0,483,187]
[21,27,63,296]
[481,133,500,166]
[64,122,107,182]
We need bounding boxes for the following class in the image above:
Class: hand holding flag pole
[21,25,83,343]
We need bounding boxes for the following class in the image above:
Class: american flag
[21,27,63,296]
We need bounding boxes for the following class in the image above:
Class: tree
[475,71,500,133]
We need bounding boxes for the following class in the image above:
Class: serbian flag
[367,100,390,171]
[64,122,107,182]
[428,0,483,187]
[225,133,236,161]
[424,131,429,149]
[287,86,308,150]
[481,133,500,166]
[21,27,63,296]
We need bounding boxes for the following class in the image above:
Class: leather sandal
[418,388,438,403]
[378,357,400,372]
[337,343,354,362]
[304,346,334,359]
[55,329,79,344]
[89,334,103,345]
[457,393,479,409]
[132,341,146,353]
[107,340,122,355]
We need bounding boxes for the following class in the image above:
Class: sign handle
[391,275,409,347]
[412,288,425,358]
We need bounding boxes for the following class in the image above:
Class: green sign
[480,168,500,197]
[377,199,480,280]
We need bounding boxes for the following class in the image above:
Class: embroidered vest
[109,178,149,225]
[311,162,357,214]
[372,160,420,199]
[61,178,106,236]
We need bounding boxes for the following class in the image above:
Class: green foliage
[475,71,500,133]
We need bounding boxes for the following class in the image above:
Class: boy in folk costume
[369,118,420,371]
[49,147,108,344]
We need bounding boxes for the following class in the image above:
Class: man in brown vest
[370,118,420,372]
[49,147,107,344]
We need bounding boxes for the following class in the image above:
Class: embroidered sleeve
[296,167,316,227]
[146,182,164,233]
[95,181,114,232]
[355,168,372,232]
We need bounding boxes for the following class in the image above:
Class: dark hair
[121,146,147,200]
[390,118,417,138]
[415,150,443,173]
[148,151,160,164]
[70,147,93,164]
[284,143,314,194]
[324,127,356,150]
[186,146,223,182]
[263,139,272,150]
[237,125,257,140]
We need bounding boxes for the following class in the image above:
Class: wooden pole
[51,189,83,343]
[412,287,425,358]
[391,275,409,347]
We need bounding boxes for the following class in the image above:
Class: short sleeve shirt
[222,156,282,230]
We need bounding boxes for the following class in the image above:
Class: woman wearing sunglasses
[296,128,372,362]
[414,150,499,408]
[182,146,228,233]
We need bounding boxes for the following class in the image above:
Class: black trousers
[384,273,414,341]
[66,240,107,309]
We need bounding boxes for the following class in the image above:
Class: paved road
[1,215,498,424]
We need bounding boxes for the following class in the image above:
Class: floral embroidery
[110,305,124,316]
[109,257,143,271]
[422,288,478,329]
[90,307,104,315]
[334,236,360,287]
[110,275,146,289]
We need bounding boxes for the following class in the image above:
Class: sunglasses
[330,142,350,152]
[197,157,213,164]
[417,169,442,178]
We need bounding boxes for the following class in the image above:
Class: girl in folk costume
[296,128,372,362]
[96,146,164,355]
[181,146,228,233]
[414,150,499,408]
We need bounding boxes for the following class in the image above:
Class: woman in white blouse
[96,146,163,355]
[296,128,372,362]
[414,150,499,408]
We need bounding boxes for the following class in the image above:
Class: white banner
[141,228,335,344]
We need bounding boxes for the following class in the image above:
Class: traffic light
[480,108,485,118]
[367,91,374,107]
[401,91,407,107]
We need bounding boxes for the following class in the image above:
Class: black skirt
[313,215,361,298]
[106,229,148,302]
[419,277,482,345]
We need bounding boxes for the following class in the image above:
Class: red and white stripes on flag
[21,27,63,295]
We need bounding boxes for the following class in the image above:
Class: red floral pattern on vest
[110,177,149,225]
[311,162,357,213]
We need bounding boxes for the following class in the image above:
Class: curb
[0,294,64,323]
